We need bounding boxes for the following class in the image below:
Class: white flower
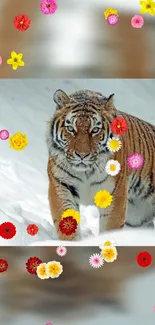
[56,246,67,257]
[89,253,104,268]
[106,137,122,152]
[105,159,121,176]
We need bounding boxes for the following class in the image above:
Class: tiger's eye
[92,127,100,134]
[67,126,74,132]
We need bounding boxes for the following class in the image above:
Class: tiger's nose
[75,152,90,159]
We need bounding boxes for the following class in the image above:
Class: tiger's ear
[104,93,115,111]
[53,89,70,109]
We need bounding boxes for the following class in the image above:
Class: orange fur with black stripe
[46,89,155,241]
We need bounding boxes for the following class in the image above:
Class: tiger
[1,245,155,324]
[46,89,155,241]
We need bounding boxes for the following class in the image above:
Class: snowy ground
[0,79,155,245]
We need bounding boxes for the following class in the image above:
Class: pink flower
[107,14,119,26]
[0,56,2,65]
[40,0,57,15]
[89,253,104,268]
[127,153,144,170]
[56,246,67,257]
[0,129,10,140]
[131,15,144,28]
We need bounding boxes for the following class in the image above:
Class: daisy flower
[0,129,10,140]
[105,159,121,176]
[94,190,113,208]
[26,256,42,275]
[0,259,8,273]
[140,0,155,15]
[59,216,78,236]
[127,153,144,170]
[37,263,49,279]
[110,117,128,135]
[13,14,31,31]
[131,15,144,28]
[106,137,122,152]
[136,251,152,267]
[0,222,16,239]
[89,253,104,268]
[56,246,67,257]
[27,224,39,236]
[99,236,116,249]
[101,246,118,263]
[40,0,57,15]
[61,209,80,223]
[107,14,119,26]
[46,261,63,278]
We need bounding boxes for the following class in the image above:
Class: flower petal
[18,60,25,67]
[17,53,23,60]
[7,58,13,65]
[11,51,17,59]
[12,63,19,70]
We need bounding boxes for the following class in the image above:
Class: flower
[89,253,104,268]
[110,117,128,135]
[131,15,144,28]
[9,132,28,150]
[99,237,116,249]
[56,246,67,257]
[101,246,118,262]
[36,263,49,279]
[59,216,78,236]
[105,159,121,176]
[40,0,57,14]
[136,251,152,267]
[0,129,10,140]
[46,261,63,278]
[61,209,80,223]
[127,153,144,170]
[107,14,119,26]
[0,259,8,273]
[26,257,42,275]
[140,0,155,15]
[106,137,122,152]
[0,222,16,239]
[94,190,113,208]
[27,224,39,236]
[0,56,2,65]
[7,51,25,71]
[104,8,119,20]
[13,14,31,31]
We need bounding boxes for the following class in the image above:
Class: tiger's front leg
[99,178,128,232]
[48,160,80,241]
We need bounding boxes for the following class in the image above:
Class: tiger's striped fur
[46,89,155,241]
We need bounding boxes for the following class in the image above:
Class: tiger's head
[46,89,118,171]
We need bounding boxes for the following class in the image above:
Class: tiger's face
[47,89,117,171]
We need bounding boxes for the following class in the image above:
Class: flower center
[136,20,139,23]
[117,124,121,128]
[14,58,18,62]
[20,20,24,25]
[46,4,51,8]
[5,228,10,232]
[146,4,151,8]
[110,164,116,171]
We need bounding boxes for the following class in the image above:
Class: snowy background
[0,78,155,245]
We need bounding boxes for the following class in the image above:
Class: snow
[0,79,155,245]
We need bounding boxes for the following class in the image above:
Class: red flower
[136,251,152,267]
[110,117,128,135]
[0,259,8,273]
[59,216,77,236]
[13,14,31,31]
[27,224,38,236]
[0,222,16,239]
[26,257,42,275]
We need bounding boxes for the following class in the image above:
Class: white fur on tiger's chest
[77,171,115,207]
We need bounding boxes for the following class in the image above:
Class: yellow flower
[7,51,25,70]
[61,209,80,223]
[106,137,122,152]
[104,7,119,20]
[140,0,155,15]
[36,263,49,279]
[101,246,118,262]
[46,261,63,279]
[94,190,113,208]
[9,132,28,151]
